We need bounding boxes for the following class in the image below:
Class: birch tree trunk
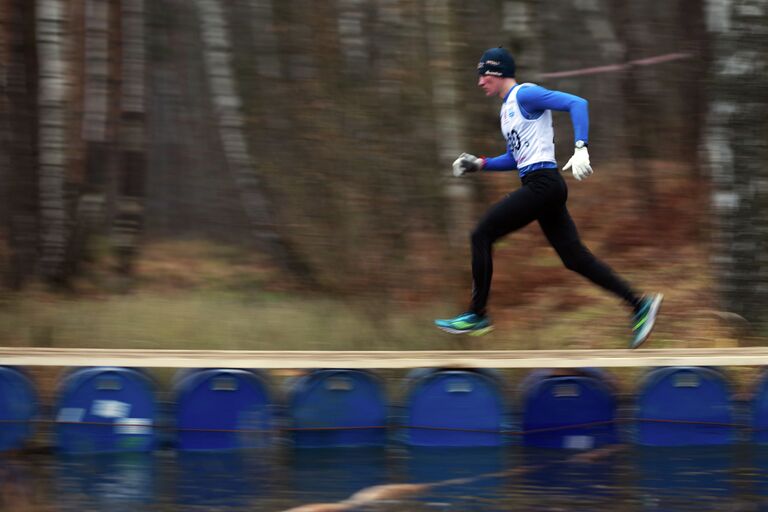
[81,0,111,201]
[705,0,768,328]
[195,0,275,243]
[195,0,313,278]
[112,0,146,275]
[337,0,370,79]
[36,0,69,282]
[424,0,472,247]
[82,0,109,143]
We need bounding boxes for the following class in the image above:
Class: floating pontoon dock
[1,346,767,368]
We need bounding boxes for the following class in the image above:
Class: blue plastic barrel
[174,368,273,450]
[403,369,506,447]
[635,366,734,446]
[287,369,387,448]
[0,366,37,451]
[54,367,157,453]
[520,369,618,449]
[752,370,768,444]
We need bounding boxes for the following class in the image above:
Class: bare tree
[704,0,768,327]
[616,0,658,211]
[36,0,69,282]
[248,0,283,80]
[111,0,147,275]
[1,0,40,289]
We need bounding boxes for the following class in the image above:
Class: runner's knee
[471,225,494,247]
[558,244,593,274]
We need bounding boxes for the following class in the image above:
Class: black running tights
[469,168,640,316]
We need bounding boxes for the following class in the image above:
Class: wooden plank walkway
[1,346,767,368]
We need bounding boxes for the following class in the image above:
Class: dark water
[3,445,768,511]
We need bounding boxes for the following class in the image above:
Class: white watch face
[575,140,586,149]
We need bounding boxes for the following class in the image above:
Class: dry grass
[0,223,743,354]
[0,162,752,369]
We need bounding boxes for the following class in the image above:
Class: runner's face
[478,74,503,97]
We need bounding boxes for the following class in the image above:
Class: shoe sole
[436,325,494,336]
[630,294,663,349]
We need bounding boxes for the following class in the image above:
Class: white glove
[452,153,484,177]
[562,147,593,181]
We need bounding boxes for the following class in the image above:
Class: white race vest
[500,83,556,174]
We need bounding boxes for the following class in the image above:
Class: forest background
[1,0,767,366]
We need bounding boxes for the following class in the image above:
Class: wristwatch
[575,140,588,149]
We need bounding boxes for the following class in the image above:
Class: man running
[434,47,662,349]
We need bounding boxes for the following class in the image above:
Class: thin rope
[0,417,760,434]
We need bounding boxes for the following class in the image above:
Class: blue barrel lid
[637,366,731,395]
[287,368,384,400]
[58,366,157,394]
[174,368,271,395]
[518,368,617,397]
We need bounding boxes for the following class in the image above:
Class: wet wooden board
[0,346,767,368]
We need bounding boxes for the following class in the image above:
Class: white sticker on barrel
[91,399,131,418]
[563,435,594,450]
[553,384,580,397]
[115,418,152,435]
[446,380,473,393]
[57,407,85,423]
[326,376,354,391]
[674,373,700,388]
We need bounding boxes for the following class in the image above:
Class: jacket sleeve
[517,85,589,144]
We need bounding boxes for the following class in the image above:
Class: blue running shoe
[435,312,494,336]
[630,293,663,349]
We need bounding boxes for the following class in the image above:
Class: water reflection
[519,447,619,500]
[406,446,506,507]
[54,453,155,511]
[751,446,768,503]
[632,446,735,509]
[2,444,768,511]
[176,451,271,508]
[288,447,388,503]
